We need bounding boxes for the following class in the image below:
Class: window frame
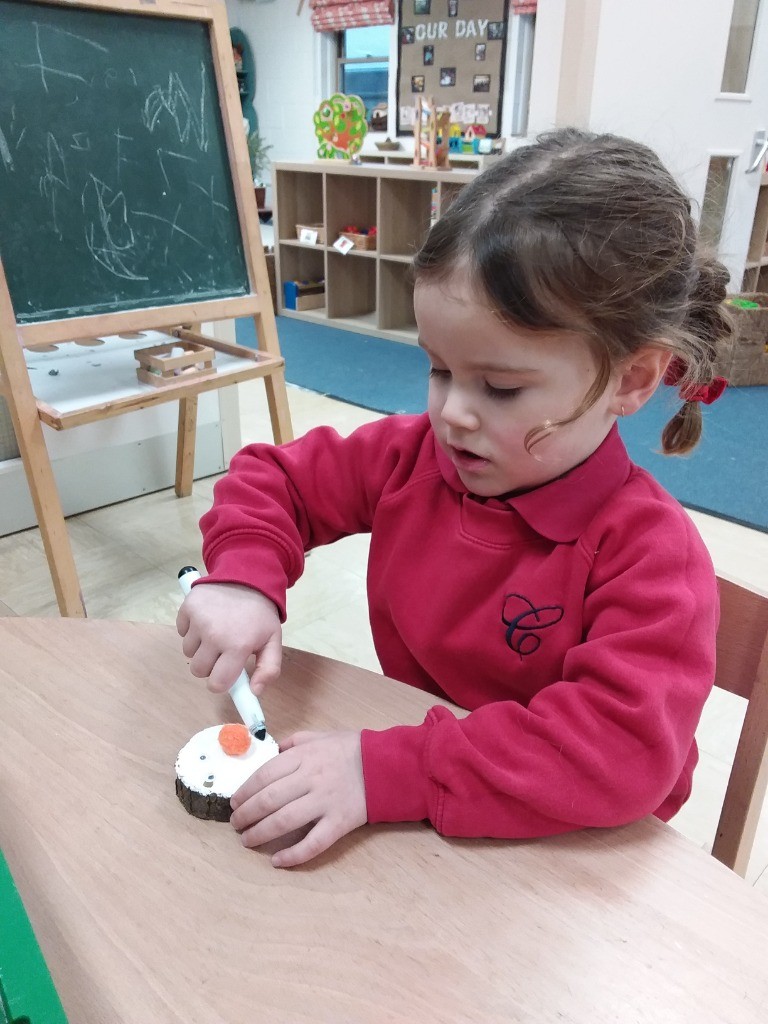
[336,28,390,134]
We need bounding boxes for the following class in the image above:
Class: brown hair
[413,127,732,454]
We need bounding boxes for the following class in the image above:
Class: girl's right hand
[176,582,282,696]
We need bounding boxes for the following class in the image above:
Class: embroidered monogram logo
[502,593,564,659]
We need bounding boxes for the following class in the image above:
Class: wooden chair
[710,573,768,875]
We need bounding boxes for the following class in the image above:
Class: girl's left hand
[230,730,367,868]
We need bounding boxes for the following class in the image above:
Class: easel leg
[17,416,86,617]
[176,395,198,497]
[0,313,86,617]
[264,369,293,445]
[253,313,293,445]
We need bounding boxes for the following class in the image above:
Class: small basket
[718,293,768,386]
[340,231,377,251]
[296,223,326,245]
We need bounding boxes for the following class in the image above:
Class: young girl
[177,128,730,868]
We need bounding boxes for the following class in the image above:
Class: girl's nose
[440,385,480,431]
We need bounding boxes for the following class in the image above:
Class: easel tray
[25,329,282,430]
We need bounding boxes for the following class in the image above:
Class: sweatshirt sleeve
[361,499,719,837]
[199,415,423,619]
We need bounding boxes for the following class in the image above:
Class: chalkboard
[0,1,250,325]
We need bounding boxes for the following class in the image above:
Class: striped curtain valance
[310,0,395,32]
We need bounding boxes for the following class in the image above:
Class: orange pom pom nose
[218,723,251,756]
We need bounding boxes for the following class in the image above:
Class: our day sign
[397,0,508,137]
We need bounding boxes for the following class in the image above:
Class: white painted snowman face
[175,725,279,798]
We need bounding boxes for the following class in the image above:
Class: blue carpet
[237,316,767,533]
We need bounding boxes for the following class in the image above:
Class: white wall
[586,0,733,205]
[225,0,324,168]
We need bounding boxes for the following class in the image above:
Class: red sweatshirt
[200,414,718,839]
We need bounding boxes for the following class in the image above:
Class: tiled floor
[1,379,767,890]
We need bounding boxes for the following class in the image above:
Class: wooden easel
[0,0,293,617]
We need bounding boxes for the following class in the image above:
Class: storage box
[134,340,216,387]
[340,230,377,251]
[718,294,768,386]
[283,278,325,311]
[295,223,326,245]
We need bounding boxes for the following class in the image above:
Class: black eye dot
[199,755,206,760]
[207,774,214,780]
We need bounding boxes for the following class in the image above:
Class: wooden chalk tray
[26,327,283,431]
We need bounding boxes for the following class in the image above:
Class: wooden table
[1,618,767,1023]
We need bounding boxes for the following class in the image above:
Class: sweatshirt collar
[434,424,631,543]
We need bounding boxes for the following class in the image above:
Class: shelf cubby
[325,173,377,246]
[274,170,324,243]
[326,250,376,321]
[379,177,435,258]
[278,242,326,315]
[378,259,417,337]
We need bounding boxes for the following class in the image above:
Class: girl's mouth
[449,445,491,471]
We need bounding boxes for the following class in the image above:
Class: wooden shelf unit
[742,172,768,291]
[273,162,475,344]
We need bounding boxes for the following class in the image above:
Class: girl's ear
[610,346,673,417]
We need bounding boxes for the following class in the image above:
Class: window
[337,26,390,132]
[720,0,761,93]
[699,156,735,249]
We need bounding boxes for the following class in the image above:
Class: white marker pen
[178,566,268,741]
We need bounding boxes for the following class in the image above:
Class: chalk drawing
[82,174,148,281]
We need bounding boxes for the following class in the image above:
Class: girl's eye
[484,383,522,400]
[429,366,450,380]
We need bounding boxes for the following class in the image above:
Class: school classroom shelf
[272,162,476,345]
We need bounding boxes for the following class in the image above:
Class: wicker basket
[717,293,768,386]
[340,230,377,251]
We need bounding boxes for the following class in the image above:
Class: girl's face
[414,274,621,497]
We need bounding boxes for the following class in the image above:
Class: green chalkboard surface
[0,1,250,325]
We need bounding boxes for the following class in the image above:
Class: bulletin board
[396,0,508,137]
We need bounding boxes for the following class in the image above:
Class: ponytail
[660,254,733,455]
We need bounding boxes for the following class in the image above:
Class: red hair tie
[663,357,728,405]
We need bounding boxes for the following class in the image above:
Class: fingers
[236,792,315,850]
[230,732,367,869]
[180,628,200,661]
[249,632,283,695]
[272,821,340,869]
[231,750,299,809]
[176,605,190,637]
[278,731,316,753]
[206,649,250,694]
[235,791,346,869]
[178,585,282,694]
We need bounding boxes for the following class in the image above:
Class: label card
[333,236,354,255]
